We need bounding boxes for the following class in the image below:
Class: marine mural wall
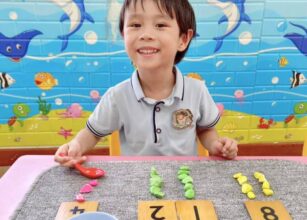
[0,0,306,148]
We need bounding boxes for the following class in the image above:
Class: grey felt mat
[12,160,307,220]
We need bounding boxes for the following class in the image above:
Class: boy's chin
[135,63,161,71]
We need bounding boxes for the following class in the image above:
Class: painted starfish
[58,126,73,139]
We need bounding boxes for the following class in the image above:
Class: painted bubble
[272,77,279,84]
[239,31,252,45]
[90,90,100,102]
[216,60,223,68]
[84,31,98,45]
[277,21,287,32]
[234,90,244,102]
[9,11,18,20]
[65,60,73,66]
[55,98,63,106]
[78,76,84,82]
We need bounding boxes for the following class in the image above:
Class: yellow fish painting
[34,72,58,90]
[186,72,203,81]
[278,57,288,67]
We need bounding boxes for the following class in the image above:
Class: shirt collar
[130,66,185,102]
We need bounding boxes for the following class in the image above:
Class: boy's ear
[178,29,194,51]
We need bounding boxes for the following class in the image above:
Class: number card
[245,200,292,220]
[175,200,218,220]
[55,201,99,220]
[138,200,177,220]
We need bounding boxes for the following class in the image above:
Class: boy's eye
[156,24,167,28]
[130,23,141,28]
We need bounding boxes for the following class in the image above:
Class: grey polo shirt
[87,67,220,156]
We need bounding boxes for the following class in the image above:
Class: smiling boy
[55,0,238,167]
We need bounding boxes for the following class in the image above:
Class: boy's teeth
[139,49,158,54]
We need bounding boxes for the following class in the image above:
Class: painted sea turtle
[7,103,30,131]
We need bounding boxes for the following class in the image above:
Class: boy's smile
[137,46,160,56]
[122,0,190,73]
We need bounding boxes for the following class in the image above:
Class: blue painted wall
[0,0,306,147]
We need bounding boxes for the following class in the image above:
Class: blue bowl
[69,212,118,220]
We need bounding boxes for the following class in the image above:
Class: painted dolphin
[208,0,251,52]
[52,0,95,51]
[284,22,307,56]
[0,30,42,62]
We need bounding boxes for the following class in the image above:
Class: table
[1,155,307,220]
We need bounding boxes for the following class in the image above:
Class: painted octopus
[57,103,83,118]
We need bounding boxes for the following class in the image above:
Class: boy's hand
[54,141,87,167]
[211,137,238,159]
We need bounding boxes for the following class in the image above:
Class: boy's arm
[197,127,220,155]
[197,127,238,159]
[72,127,101,154]
[54,127,101,167]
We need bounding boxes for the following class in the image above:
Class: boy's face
[122,0,192,72]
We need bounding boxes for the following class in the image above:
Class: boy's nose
[139,32,154,41]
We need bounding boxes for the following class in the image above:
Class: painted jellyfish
[90,90,100,102]
[234,90,244,102]
[216,103,225,116]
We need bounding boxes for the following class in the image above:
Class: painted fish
[51,0,95,51]
[208,0,251,52]
[0,30,42,62]
[290,70,306,88]
[34,72,58,90]
[186,72,203,81]
[278,57,288,67]
[0,72,15,89]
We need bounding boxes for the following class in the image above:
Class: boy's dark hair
[119,0,196,64]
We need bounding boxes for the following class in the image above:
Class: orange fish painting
[34,72,58,90]
[278,57,288,67]
[187,72,203,81]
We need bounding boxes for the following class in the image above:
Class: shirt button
[156,128,162,134]
[155,107,160,112]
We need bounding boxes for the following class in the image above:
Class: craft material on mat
[12,160,307,220]
[74,163,105,179]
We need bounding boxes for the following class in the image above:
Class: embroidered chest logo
[172,109,193,129]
